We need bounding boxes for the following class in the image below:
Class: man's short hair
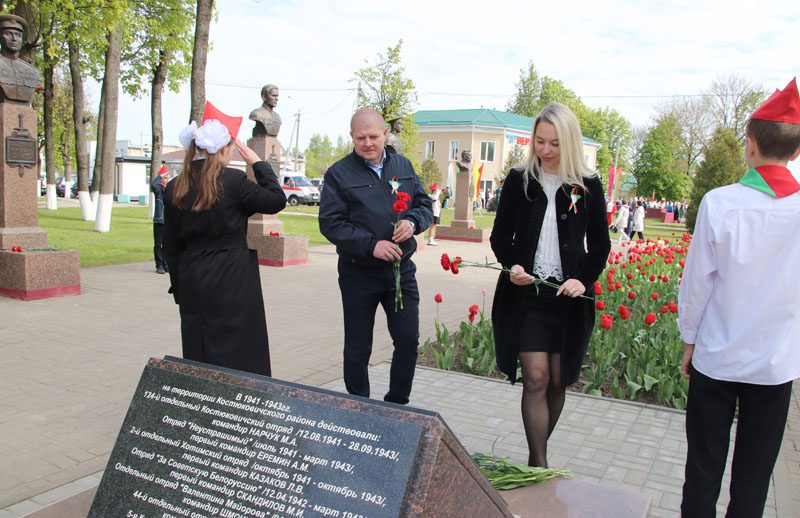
[746,119,800,159]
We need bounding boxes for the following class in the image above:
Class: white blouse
[532,172,564,281]
[678,183,800,384]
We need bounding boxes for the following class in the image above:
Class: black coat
[163,161,286,376]
[319,151,432,267]
[150,175,166,223]
[490,167,611,385]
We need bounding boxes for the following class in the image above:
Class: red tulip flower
[628,291,637,300]
[596,300,606,310]
[651,293,659,300]
[644,313,657,326]
[660,305,668,314]
[600,314,614,329]
[434,293,443,303]
[594,282,603,294]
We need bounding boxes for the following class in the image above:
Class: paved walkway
[0,239,797,517]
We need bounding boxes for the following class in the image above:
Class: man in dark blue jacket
[150,163,170,274]
[319,109,433,405]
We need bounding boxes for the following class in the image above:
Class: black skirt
[518,279,567,354]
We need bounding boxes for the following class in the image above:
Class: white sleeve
[677,197,717,344]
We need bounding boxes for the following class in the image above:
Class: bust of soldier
[0,14,40,104]
[457,149,472,173]
[385,117,403,155]
[249,84,282,137]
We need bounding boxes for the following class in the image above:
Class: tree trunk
[189,0,213,122]
[90,73,106,211]
[148,48,171,219]
[94,26,121,233]
[68,34,94,220]
[62,128,71,198]
[43,63,57,210]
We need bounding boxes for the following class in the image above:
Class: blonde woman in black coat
[490,103,611,467]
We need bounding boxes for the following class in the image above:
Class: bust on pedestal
[0,14,80,300]
[245,83,308,266]
[434,150,491,243]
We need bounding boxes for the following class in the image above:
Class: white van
[281,174,320,206]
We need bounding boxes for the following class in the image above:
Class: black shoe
[156,266,166,274]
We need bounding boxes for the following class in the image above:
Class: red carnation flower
[396,191,411,202]
[440,254,451,270]
[451,263,459,274]
[434,293,443,303]
[393,200,408,213]
[651,293,659,300]
[596,300,606,310]
[644,313,657,326]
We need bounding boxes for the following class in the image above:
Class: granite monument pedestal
[0,103,80,300]
[435,167,490,243]
[246,136,308,266]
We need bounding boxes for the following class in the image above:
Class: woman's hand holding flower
[509,264,534,286]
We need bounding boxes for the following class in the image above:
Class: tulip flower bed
[584,233,692,409]
[420,233,693,410]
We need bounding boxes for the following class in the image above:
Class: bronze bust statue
[385,117,403,155]
[457,149,472,173]
[0,14,39,104]
[249,84,282,137]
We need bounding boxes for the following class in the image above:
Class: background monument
[435,150,491,243]
[0,14,79,300]
[246,83,308,266]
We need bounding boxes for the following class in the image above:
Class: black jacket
[490,167,611,385]
[319,151,432,267]
[150,175,166,223]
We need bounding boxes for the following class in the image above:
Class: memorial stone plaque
[90,358,430,518]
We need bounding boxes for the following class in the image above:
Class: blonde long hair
[523,103,596,196]
[171,140,232,211]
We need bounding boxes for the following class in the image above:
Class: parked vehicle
[39,175,46,195]
[281,174,320,206]
[55,177,79,198]
[309,177,324,193]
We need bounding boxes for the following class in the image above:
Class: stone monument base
[248,234,309,267]
[0,248,80,300]
[435,224,491,243]
[0,225,48,248]
[502,478,651,518]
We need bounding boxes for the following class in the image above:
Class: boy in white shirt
[678,78,800,517]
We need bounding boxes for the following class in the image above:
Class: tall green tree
[633,114,691,201]
[685,126,744,231]
[657,96,714,177]
[507,62,586,119]
[705,75,765,143]
[189,0,213,122]
[304,134,334,178]
[353,40,419,166]
[581,107,633,184]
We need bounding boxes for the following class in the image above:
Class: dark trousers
[682,367,792,518]
[153,223,166,269]
[338,257,420,404]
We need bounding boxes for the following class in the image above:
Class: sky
[111,0,800,162]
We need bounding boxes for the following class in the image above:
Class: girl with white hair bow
[164,102,286,376]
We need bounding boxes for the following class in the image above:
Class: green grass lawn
[39,207,154,267]
[38,204,689,267]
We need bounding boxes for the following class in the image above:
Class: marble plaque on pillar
[89,357,513,518]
